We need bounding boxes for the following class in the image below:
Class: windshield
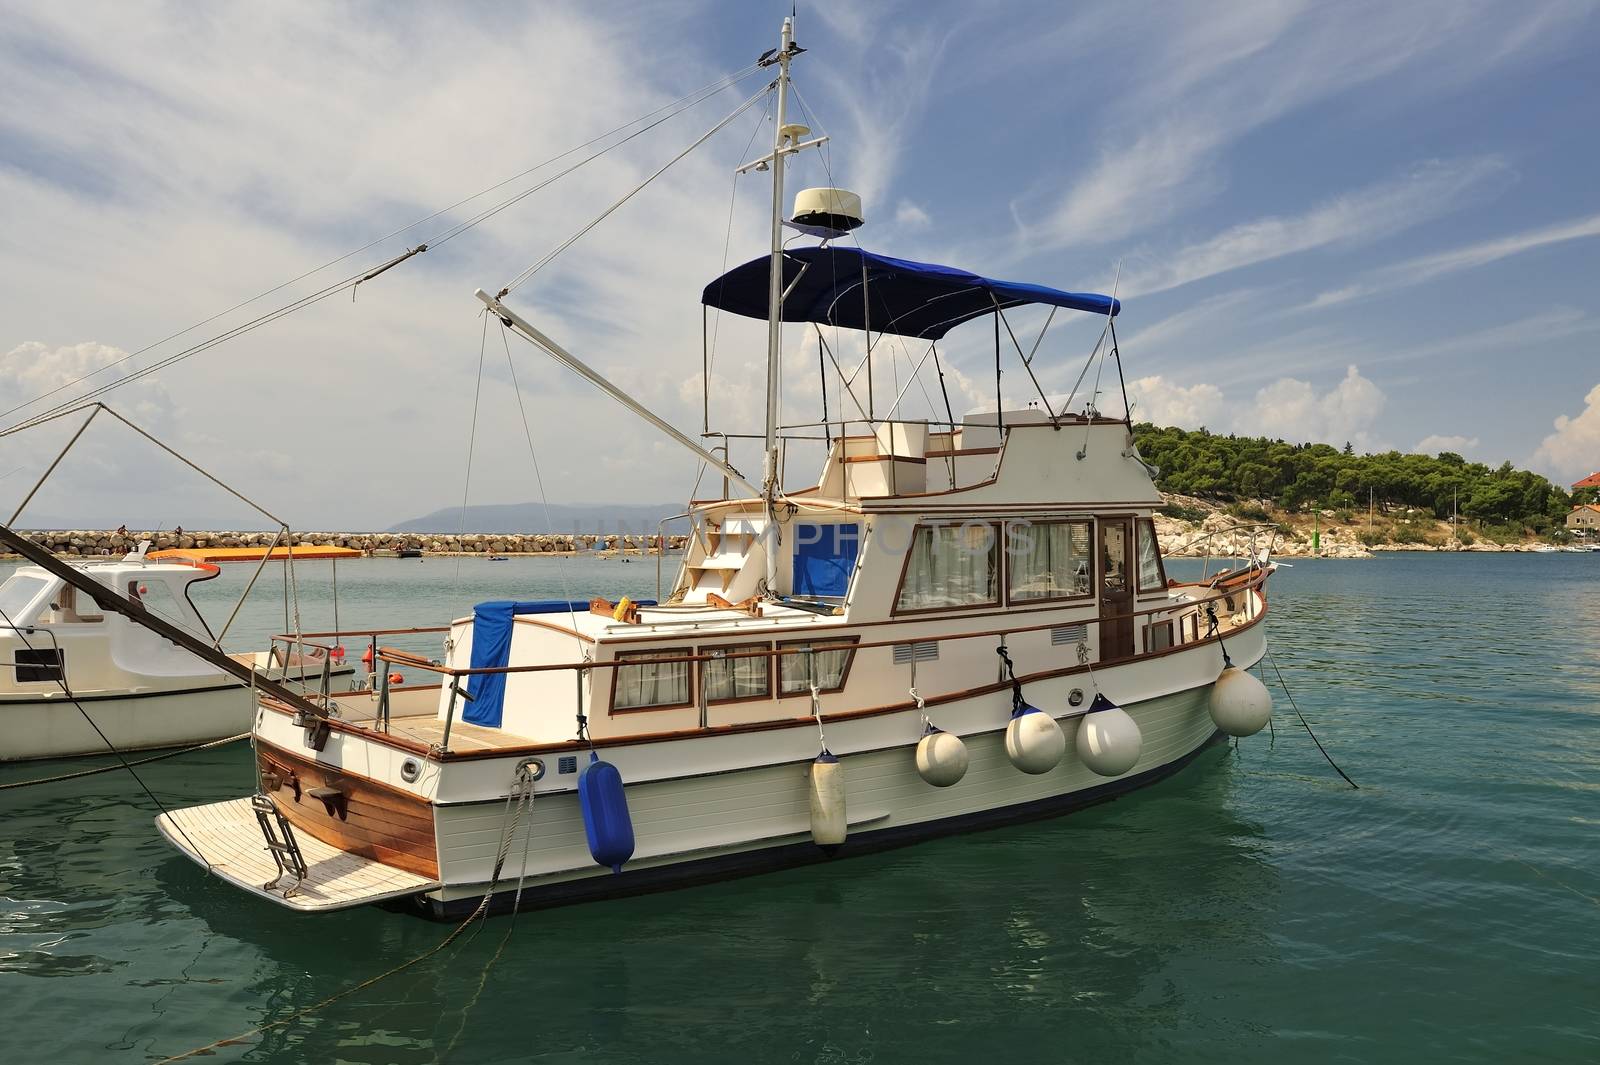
[0,574,51,624]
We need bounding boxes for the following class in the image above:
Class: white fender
[915,729,969,787]
[1209,666,1273,737]
[1076,695,1143,777]
[1005,706,1065,774]
[808,751,847,847]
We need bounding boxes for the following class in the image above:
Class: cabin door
[1097,517,1134,660]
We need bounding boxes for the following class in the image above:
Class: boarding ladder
[251,793,308,896]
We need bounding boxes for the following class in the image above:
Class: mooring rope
[1264,645,1358,789]
[0,732,248,792]
[153,762,540,1064]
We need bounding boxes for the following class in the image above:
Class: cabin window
[50,586,102,624]
[1006,520,1092,602]
[129,578,209,638]
[701,643,771,703]
[779,637,859,696]
[1145,620,1175,653]
[1136,519,1167,592]
[612,648,693,711]
[894,523,999,612]
[0,574,49,622]
[15,647,64,683]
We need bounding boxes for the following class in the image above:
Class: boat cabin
[0,558,220,696]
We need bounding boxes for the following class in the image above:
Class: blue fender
[578,753,635,874]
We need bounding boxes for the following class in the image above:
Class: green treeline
[1133,424,1572,532]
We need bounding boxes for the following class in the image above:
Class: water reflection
[2,554,1598,1063]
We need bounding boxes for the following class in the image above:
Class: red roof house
[1574,472,1600,490]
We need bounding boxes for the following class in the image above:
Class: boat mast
[760,16,796,595]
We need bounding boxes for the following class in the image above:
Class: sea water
[0,552,1596,1063]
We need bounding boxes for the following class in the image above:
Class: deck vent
[1050,623,1088,646]
[892,640,939,665]
[558,755,578,775]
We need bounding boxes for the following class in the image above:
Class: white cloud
[1250,365,1387,451]
[893,200,931,230]
[1119,158,1510,296]
[1303,210,1600,310]
[1533,383,1600,481]
[1123,364,1389,450]
[1118,287,1262,357]
[1027,1,1581,248]
[1125,375,1227,428]
[1414,434,1480,455]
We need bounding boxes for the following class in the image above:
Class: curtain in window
[614,651,690,709]
[896,524,998,610]
[704,647,769,701]
[1136,521,1164,591]
[1008,522,1091,600]
[779,644,854,693]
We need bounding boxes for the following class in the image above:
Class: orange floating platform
[147,545,363,563]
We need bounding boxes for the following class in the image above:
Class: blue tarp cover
[701,246,1119,340]
[791,523,860,598]
[463,599,652,728]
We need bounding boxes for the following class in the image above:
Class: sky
[1,1,1598,530]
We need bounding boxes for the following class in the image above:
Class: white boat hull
[0,682,253,762]
[417,679,1228,919]
[191,615,1263,916]
[0,664,357,762]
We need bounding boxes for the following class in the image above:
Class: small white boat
[0,550,352,762]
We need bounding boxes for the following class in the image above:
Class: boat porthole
[522,758,546,781]
[1068,688,1085,707]
[400,758,421,783]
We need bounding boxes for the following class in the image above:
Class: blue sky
[1,1,1597,529]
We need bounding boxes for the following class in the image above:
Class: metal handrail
[370,569,1269,680]
[1163,520,1283,580]
[655,511,693,601]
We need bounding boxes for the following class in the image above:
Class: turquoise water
[1,553,1596,1063]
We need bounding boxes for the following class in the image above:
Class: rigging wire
[0,731,247,792]
[498,322,584,646]
[499,80,775,296]
[689,90,774,503]
[0,63,769,435]
[0,601,214,864]
[455,313,490,594]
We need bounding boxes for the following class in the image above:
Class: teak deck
[156,798,438,912]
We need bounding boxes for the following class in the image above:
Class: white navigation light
[792,187,864,236]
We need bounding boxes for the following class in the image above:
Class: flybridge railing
[263,571,1268,754]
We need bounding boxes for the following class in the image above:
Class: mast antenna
[754,15,817,596]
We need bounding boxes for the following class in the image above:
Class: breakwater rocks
[13,530,690,558]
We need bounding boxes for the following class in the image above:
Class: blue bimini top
[702,246,1119,340]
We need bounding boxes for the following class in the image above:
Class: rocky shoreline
[4,519,1572,563]
[7,530,689,558]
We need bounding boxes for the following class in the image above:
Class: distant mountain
[388,501,685,535]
